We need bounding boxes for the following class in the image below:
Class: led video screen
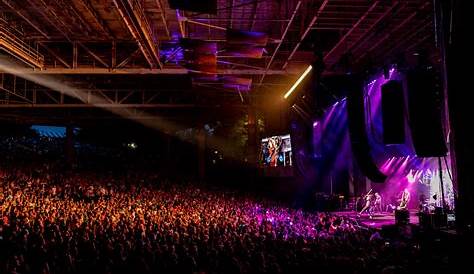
[260,134,292,167]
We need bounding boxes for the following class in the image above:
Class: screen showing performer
[260,134,292,167]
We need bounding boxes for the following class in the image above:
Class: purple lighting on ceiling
[406,169,418,184]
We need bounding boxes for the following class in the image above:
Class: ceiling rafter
[0,0,50,38]
[257,0,302,86]
[154,0,170,39]
[77,42,110,68]
[0,23,44,68]
[281,0,329,70]
[73,0,115,39]
[323,0,381,64]
[354,1,431,64]
[113,0,162,69]
[0,0,435,82]
[38,42,70,68]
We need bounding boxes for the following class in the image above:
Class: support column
[439,0,474,235]
[166,133,171,162]
[247,106,258,165]
[65,125,75,168]
[197,129,206,182]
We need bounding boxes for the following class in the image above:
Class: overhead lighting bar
[283,65,312,99]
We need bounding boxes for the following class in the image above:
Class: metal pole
[438,157,446,212]
[185,19,227,30]
[330,175,333,195]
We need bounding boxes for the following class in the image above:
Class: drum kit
[421,201,455,213]
[419,199,436,213]
[418,194,449,214]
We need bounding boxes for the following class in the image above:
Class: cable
[443,156,453,181]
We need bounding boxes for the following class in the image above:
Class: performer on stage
[359,190,373,215]
[374,192,382,213]
[397,188,410,210]
[418,194,429,212]
[385,194,398,213]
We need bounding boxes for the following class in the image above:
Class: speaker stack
[347,76,387,183]
[395,209,410,225]
[381,80,405,144]
[406,67,447,157]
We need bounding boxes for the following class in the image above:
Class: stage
[334,210,419,230]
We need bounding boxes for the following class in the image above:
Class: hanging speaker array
[347,76,387,183]
[381,80,405,145]
[406,68,447,157]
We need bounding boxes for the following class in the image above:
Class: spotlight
[284,65,312,99]
[406,169,416,184]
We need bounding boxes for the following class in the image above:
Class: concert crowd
[0,135,448,274]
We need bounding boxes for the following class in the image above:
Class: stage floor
[333,210,419,230]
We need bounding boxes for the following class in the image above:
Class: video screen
[260,134,292,167]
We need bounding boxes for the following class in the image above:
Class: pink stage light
[407,169,417,184]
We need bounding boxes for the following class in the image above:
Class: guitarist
[397,188,410,210]
[359,189,373,215]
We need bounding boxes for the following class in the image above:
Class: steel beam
[154,0,170,39]
[281,0,329,70]
[374,20,432,61]
[34,0,73,41]
[0,86,32,103]
[0,103,196,108]
[38,42,71,68]
[112,41,117,68]
[257,1,302,86]
[0,24,44,68]
[354,2,431,64]
[74,0,114,38]
[333,0,402,65]
[0,74,33,103]
[1,0,49,38]
[229,0,235,29]
[116,48,141,68]
[0,103,250,109]
[323,1,380,62]
[188,0,267,18]
[184,19,226,30]
[78,42,109,68]
[3,68,291,75]
[249,0,259,31]
[113,0,162,69]
[73,42,78,68]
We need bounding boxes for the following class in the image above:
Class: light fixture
[283,65,312,99]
